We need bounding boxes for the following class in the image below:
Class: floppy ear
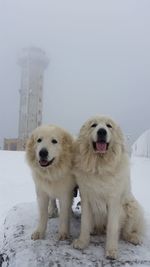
[119,129,127,153]
[78,122,88,140]
[26,134,35,164]
[62,132,74,152]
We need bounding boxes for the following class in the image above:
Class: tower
[18,47,49,150]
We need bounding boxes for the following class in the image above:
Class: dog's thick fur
[73,116,145,259]
[26,125,76,241]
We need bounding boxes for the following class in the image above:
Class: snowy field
[0,151,35,227]
[0,151,150,266]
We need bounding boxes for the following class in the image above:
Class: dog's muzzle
[93,128,109,154]
[39,148,55,167]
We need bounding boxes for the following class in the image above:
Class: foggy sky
[0,0,150,147]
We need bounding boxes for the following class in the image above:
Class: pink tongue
[40,160,48,166]
[96,142,107,153]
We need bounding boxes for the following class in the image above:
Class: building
[3,138,19,151]
[3,47,49,151]
[18,47,49,150]
[132,129,150,157]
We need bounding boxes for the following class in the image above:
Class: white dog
[26,125,76,241]
[73,115,145,259]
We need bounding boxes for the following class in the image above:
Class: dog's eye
[37,138,42,143]
[106,124,112,128]
[51,139,58,144]
[91,123,97,128]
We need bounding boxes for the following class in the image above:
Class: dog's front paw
[31,230,44,240]
[106,249,118,260]
[58,232,69,241]
[73,238,89,250]
[125,232,142,245]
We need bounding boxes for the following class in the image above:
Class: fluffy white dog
[26,125,76,241]
[73,115,145,259]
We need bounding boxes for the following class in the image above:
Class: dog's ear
[26,133,34,151]
[79,123,88,139]
[62,132,74,151]
[26,133,35,163]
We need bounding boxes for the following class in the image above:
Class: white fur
[73,116,145,259]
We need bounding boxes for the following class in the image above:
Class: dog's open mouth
[93,141,109,154]
[39,158,55,167]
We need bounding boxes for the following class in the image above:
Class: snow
[1,202,150,267]
[132,130,150,158]
[131,156,150,213]
[0,151,35,226]
[0,151,150,266]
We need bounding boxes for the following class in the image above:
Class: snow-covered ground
[0,151,150,266]
[131,156,150,214]
[0,151,35,227]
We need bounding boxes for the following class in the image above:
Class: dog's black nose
[39,148,48,159]
[97,128,107,137]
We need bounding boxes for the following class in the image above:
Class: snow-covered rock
[132,130,150,157]
[1,203,150,267]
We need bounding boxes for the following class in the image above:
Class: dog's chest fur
[76,171,124,227]
[78,170,120,201]
[33,170,75,199]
